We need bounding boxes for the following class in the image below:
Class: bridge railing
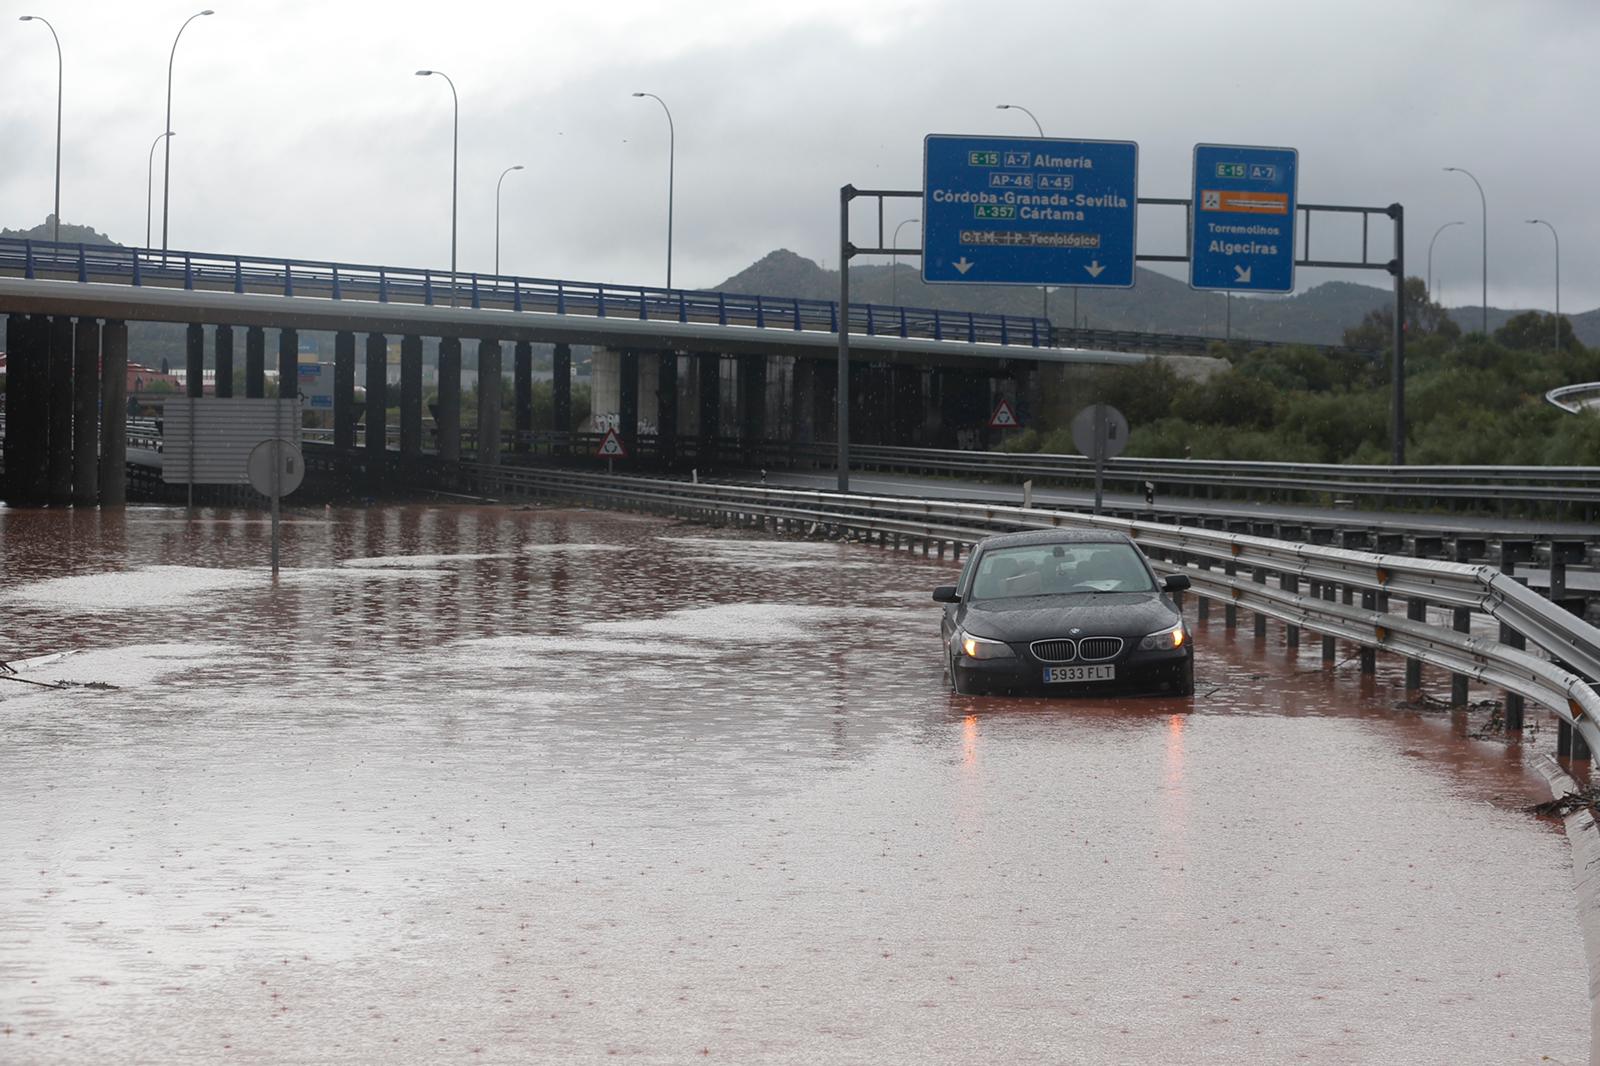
[457,463,1600,753]
[0,236,1051,350]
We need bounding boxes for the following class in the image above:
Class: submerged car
[933,529,1193,696]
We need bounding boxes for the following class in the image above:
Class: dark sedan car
[933,529,1193,696]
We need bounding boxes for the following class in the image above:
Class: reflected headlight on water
[959,632,1015,660]
[1139,624,1187,651]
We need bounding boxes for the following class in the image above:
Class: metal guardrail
[1546,383,1600,415]
[0,236,1052,350]
[457,463,1600,752]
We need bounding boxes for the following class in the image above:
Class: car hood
[962,592,1178,642]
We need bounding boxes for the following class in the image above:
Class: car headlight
[958,631,1015,660]
[1139,624,1188,651]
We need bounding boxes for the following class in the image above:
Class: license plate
[1043,665,1116,684]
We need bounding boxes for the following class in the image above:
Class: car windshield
[969,542,1154,600]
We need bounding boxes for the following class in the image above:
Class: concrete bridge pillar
[657,351,679,468]
[185,322,204,399]
[278,329,298,402]
[3,314,42,503]
[792,358,816,443]
[400,335,423,458]
[72,318,100,507]
[696,353,721,464]
[98,319,127,507]
[214,326,234,398]
[365,333,387,487]
[437,336,462,462]
[551,342,572,446]
[618,349,639,452]
[245,325,266,398]
[334,330,356,450]
[513,340,533,454]
[477,339,502,466]
[48,315,75,504]
[737,354,767,444]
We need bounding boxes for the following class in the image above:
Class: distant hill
[718,249,1600,349]
[1,216,122,247]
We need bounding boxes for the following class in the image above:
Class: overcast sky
[1,0,1594,312]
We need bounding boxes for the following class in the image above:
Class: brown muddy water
[0,503,1590,1065]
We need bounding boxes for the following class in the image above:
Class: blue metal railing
[0,236,1050,350]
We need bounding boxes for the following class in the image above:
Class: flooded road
[0,504,1590,1064]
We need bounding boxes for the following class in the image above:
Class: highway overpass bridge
[0,235,1380,509]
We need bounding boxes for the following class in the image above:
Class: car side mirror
[932,585,960,603]
[1163,573,1191,592]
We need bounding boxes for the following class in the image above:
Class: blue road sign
[1190,144,1298,293]
[922,134,1138,287]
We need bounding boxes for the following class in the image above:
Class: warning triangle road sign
[989,399,1020,429]
[596,427,628,458]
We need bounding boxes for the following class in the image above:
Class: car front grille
[1030,639,1076,662]
[1077,636,1124,661]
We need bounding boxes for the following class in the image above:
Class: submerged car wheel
[1173,658,1195,697]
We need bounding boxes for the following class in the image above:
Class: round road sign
[247,438,305,497]
[1070,404,1130,462]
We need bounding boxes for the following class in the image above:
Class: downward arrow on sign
[1084,260,1106,278]
[953,257,975,275]
[1234,264,1252,284]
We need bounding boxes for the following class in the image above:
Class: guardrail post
[1282,573,1299,648]
[1498,540,1534,731]
[1224,558,1238,628]
[378,268,389,303]
[132,250,142,286]
[1322,583,1337,664]
[1253,568,1268,638]
[1405,596,1426,696]
[24,239,35,279]
[1360,590,1377,673]
[76,244,87,282]
[1196,560,1212,620]
[332,265,342,300]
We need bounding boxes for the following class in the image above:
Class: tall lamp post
[160,9,214,255]
[18,15,62,243]
[1526,218,1561,353]
[1426,220,1463,305]
[890,217,919,305]
[147,131,175,249]
[632,92,675,290]
[494,164,524,276]
[996,103,1054,326]
[415,69,459,305]
[1443,166,1487,334]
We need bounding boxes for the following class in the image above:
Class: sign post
[923,134,1139,288]
[596,426,627,475]
[1071,403,1128,515]
[246,438,305,578]
[1190,144,1298,293]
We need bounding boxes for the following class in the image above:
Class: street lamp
[160,9,213,255]
[632,91,675,290]
[1526,218,1561,353]
[890,217,919,306]
[415,69,459,305]
[147,131,175,249]
[995,104,1055,325]
[1426,220,1463,305]
[494,164,524,276]
[18,15,62,244]
[1442,167,1487,334]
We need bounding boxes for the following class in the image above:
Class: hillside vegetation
[1011,280,1600,465]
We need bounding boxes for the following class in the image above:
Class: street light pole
[1426,220,1463,306]
[494,164,524,276]
[1443,167,1487,334]
[996,103,1053,326]
[147,131,175,249]
[160,9,214,256]
[416,69,459,306]
[1527,218,1561,353]
[632,92,675,290]
[18,15,62,243]
[890,217,919,306]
